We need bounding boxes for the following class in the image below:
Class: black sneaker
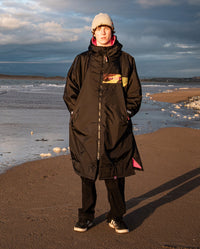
[74,220,93,232]
[108,218,129,234]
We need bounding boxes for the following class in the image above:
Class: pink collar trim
[92,35,116,46]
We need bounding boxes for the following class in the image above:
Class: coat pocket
[71,108,79,127]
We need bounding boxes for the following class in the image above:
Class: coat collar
[91,35,116,46]
[88,36,123,58]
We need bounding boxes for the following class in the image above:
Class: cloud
[136,0,200,7]
[189,0,200,5]
[0,0,199,77]
[163,42,197,49]
[0,13,29,29]
[36,0,120,12]
[0,1,91,45]
[35,21,89,43]
[136,0,176,7]
[175,43,195,49]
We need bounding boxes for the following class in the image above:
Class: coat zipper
[97,85,102,160]
[97,54,108,160]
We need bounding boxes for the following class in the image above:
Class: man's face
[94,25,112,47]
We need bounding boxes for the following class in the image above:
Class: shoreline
[1,85,200,172]
[0,127,200,248]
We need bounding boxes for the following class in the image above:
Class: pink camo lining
[132,158,142,169]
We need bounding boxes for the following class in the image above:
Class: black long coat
[63,39,143,180]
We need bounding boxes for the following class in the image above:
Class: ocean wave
[143,84,169,87]
[0,82,65,91]
[0,90,7,95]
[40,83,65,88]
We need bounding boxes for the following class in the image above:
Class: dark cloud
[0,0,200,77]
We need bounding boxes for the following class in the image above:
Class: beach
[150,88,200,103]
[0,85,200,249]
[0,127,200,249]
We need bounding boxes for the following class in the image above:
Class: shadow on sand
[95,167,200,232]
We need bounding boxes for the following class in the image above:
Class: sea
[0,78,200,174]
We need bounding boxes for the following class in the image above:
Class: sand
[0,88,200,249]
[0,127,200,249]
[150,88,200,103]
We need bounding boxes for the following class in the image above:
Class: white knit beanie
[91,13,114,32]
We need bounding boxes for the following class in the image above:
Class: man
[63,13,143,234]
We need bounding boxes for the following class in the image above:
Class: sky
[0,0,200,78]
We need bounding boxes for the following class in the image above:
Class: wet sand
[0,89,200,249]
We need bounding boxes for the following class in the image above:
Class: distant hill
[0,74,200,83]
[0,74,65,81]
[141,77,200,83]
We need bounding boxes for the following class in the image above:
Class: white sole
[74,222,93,232]
[108,222,129,234]
[74,227,87,232]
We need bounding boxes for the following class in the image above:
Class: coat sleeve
[125,56,142,117]
[63,55,82,113]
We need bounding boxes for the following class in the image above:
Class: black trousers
[78,177,126,221]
